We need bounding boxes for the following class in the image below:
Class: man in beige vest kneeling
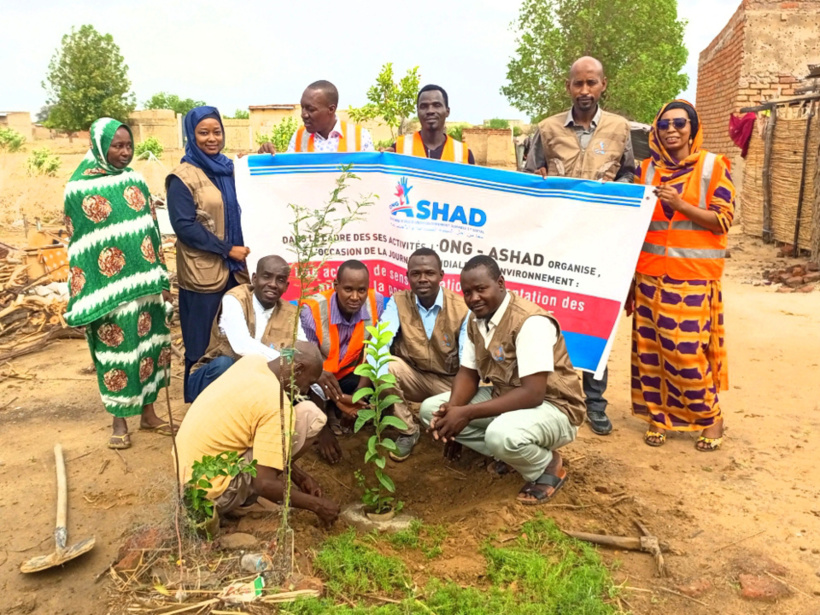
[420,256,585,505]
[362,248,468,462]
[188,255,325,451]
[525,56,635,436]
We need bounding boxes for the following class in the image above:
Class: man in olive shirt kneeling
[420,256,585,504]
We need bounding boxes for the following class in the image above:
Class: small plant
[375,138,394,150]
[26,148,61,176]
[0,127,26,152]
[352,321,406,515]
[277,165,372,549]
[134,136,163,159]
[184,451,257,534]
[513,125,523,137]
[255,116,299,153]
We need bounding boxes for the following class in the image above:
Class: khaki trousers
[419,388,577,482]
[389,357,454,435]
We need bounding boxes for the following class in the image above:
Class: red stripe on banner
[282,259,618,339]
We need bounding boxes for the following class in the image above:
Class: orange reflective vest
[395,132,471,163]
[293,122,364,152]
[637,152,728,280]
[303,289,380,379]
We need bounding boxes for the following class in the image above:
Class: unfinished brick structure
[695,0,820,157]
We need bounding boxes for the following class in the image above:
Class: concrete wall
[127,109,181,149]
[222,118,253,151]
[0,112,33,140]
[462,128,516,168]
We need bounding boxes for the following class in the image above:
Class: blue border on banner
[562,332,608,372]
[246,152,644,206]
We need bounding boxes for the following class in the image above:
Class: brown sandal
[643,431,666,447]
[695,436,723,452]
[108,433,131,449]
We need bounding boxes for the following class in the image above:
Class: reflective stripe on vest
[304,289,379,378]
[396,132,470,163]
[638,152,726,279]
[294,122,363,153]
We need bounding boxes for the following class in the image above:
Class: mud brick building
[695,0,820,160]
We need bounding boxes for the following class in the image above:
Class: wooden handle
[54,444,67,550]
[564,531,643,551]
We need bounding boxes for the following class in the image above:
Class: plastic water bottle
[240,553,272,573]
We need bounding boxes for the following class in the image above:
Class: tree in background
[485,118,511,129]
[501,0,688,124]
[255,116,299,153]
[42,25,136,132]
[226,109,249,120]
[144,93,206,116]
[348,63,420,139]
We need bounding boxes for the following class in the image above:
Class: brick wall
[697,0,820,155]
[696,3,747,155]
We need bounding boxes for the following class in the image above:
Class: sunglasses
[657,118,690,131]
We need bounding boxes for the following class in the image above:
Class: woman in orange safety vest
[628,100,735,452]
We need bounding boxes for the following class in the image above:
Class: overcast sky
[1,0,741,124]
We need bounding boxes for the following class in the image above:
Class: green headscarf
[69,118,134,180]
[63,118,170,327]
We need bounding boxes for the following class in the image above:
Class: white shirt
[219,294,307,361]
[461,292,557,378]
[286,118,375,153]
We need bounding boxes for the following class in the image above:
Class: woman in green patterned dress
[64,118,175,449]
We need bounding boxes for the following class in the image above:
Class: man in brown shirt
[524,56,635,436]
[362,248,468,461]
[420,256,585,505]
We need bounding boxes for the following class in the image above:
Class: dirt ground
[1,150,819,613]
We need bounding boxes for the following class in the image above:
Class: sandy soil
[0,153,819,614]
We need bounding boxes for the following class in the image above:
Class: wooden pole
[792,102,816,256]
[811,117,820,266]
[761,109,777,243]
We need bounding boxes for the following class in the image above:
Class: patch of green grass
[313,530,410,597]
[385,520,448,559]
[482,517,618,614]
[296,516,618,615]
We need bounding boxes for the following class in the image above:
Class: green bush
[447,125,464,142]
[255,116,299,153]
[0,127,26,152]
[513,126,523,137]
[134,136,163,159]
[26,148,61,176]
[229,109,249,119]
[486,118,510,129]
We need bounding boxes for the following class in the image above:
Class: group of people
[63,54,734,524]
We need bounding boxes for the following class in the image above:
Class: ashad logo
[389,176,487,227]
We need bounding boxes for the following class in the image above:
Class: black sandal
[516,468,567,506]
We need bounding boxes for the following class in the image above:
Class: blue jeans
[187,355,235,402]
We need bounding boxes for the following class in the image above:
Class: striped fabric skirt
[631,273,728,431]
[86,294,172,418]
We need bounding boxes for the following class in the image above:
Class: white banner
[235,152,655,376]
